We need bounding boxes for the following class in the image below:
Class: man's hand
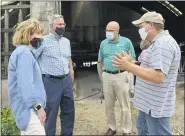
[70,70,74,83]
[121,51,134,62]
[113,52,165,83]
[37,108,46,124]
[112,52,133,70]
[69,58,74,83]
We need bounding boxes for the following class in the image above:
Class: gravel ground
[56,87,184,135]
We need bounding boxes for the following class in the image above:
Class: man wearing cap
[112,12,181,135]
[98,21,136,135]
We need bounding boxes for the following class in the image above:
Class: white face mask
[138,24,151,40]
[139,27,148,40]
[106,32,114,41]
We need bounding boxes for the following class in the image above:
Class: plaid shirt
[32,33,71,76]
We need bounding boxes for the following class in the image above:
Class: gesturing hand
[112,52,132,70]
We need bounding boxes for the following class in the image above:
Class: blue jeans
[136,110,172,135]
[43,74,75,136]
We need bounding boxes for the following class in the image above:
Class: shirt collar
[16,44,31,49]
[49,32,62,40]
[147,30,169,47]
[151,30,169,42]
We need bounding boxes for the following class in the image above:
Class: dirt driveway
[56,87,184,135]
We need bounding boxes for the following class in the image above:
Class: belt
[104,70,125,74]
[42,73,69,79]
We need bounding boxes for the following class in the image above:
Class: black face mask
[30,37,43,49]
[55,27,65,36]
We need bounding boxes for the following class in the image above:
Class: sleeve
[69,40,71,57]
[16,52,39,109]
[128,39,136,58]
[98,42,104,62]
[149,41,174,75]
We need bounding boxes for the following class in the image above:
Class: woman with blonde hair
[8,18,46,135]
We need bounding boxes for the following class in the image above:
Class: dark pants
[42,74,75,136]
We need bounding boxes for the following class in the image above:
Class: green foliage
[1,107,20,135]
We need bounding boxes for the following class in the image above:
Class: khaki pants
[102,71,132,133]
[127,72,134,93]
[21,109,45,135]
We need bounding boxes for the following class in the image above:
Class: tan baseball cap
[132,11,165,27]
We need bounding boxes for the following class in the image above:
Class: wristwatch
[34,104,42,111]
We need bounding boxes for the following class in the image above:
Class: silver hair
[49,14,64,24]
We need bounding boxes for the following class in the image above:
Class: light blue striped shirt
[133,30,181,118]
[32,33,71,76]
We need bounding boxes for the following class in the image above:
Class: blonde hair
[12,18,43,46]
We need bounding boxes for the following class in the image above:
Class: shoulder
[61,37,70,44]
[43,34,51,39]
[10,45,33,61]
[62,37,70,41]
[119,36,132,44]
[100,39,109,47]
[43,34,54,41]
[42,35,53,45]
[154,33,178,52]
[13,45,32,55]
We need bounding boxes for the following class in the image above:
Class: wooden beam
[1,28,14,33]
[1,52,12,56]
[18,1,23,22]
[58,1,62,14]
[1,5,30,10]
[30,1,56,35]
[4,10,9,53]
[4,9,9,75]
[18,9,23,22]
